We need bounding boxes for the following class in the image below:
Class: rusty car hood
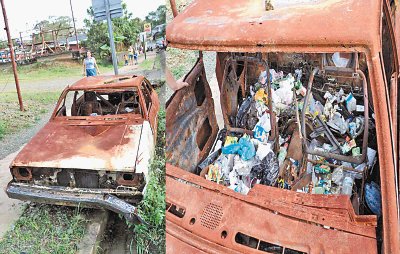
[167,0,381,52]
[11,118,145,171]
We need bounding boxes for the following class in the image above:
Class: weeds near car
[133,109,166,254]
[0,204,87,254]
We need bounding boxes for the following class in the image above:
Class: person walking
[124,54,129,66]
[83,50,100,77]
[128,46,134,65]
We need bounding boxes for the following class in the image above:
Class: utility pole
[142,33,146,60]
[105,0,118,75]
[69,0,79,50]
[19,32,23,48]
[1,0,24,111]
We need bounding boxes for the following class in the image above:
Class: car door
[166,57,219,174]
[382,0,400,181]
[140,80,159,136]
[145,79,160,135]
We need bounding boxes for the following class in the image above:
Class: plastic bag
[222,135,256,161]
[253,125,268,142]
[233,155,256,176]
[345,93,357,113]
[255,88,268,104]
[256,142,273,160]
[274,77,294,106]
[327,112,348,134]
[253,113,271,142]
[236,97,252,127]
[331,166,344,185]
[365,182,382,216]
[250,151,279,186]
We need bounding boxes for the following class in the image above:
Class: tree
[145,5,166,28]
[84,2,142,59]
[33,16,72,43]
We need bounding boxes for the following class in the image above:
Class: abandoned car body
[6,75,159,223]
[166,0,399,253]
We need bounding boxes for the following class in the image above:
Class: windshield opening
[55,87,143,118]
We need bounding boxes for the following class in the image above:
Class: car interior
[55,88,143,117]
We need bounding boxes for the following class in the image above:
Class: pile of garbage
[199,66,378,198]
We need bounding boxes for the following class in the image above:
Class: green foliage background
[84,2,166,60]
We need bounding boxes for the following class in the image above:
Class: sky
[0,0,164,40]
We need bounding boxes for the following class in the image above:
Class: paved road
[0,148,25,238]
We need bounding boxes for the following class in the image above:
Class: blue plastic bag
[253,125,268,142]
[222,136,256,161]
[365,182,382,216]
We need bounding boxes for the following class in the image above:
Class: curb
[77,209,110,254]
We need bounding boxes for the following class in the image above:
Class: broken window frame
[51,87,146,120]
[220,53,277,144]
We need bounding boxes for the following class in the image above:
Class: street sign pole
[104,0,118,75]
[142,34,146,60]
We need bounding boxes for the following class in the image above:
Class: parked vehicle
[166,0,399,253]
[6,75,159,223]
[156,38,165,50]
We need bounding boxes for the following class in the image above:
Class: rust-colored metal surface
[166,164,377,254]
[11,119,143,171]
[6,75,159,222]
[167,0,381,53]
[67,75,144,90]
[166,58,218,173]
[166,0,400,253]
[11,75,157,173]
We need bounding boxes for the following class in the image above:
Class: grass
[0,204,87,254]
[139,54,161,71]
[0,60,116,84]
[133,109,166,254]
[166,47,197,79]
[0,91,60,140]
[0,61,81,83]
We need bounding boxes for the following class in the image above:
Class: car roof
[68,75,145,90]
[166,0,382,52]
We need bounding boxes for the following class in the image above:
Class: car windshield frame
[51,86,148,121]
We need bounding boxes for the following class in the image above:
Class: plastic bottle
[342,175,354,196]
[277,143,288,166]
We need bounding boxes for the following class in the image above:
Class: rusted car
[6,75,159,223]
[165,0,399,253]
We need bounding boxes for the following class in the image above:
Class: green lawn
[0,61,81,84]
[0,205,87,254]
[0,91,60,139]
[0,60,116,84]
